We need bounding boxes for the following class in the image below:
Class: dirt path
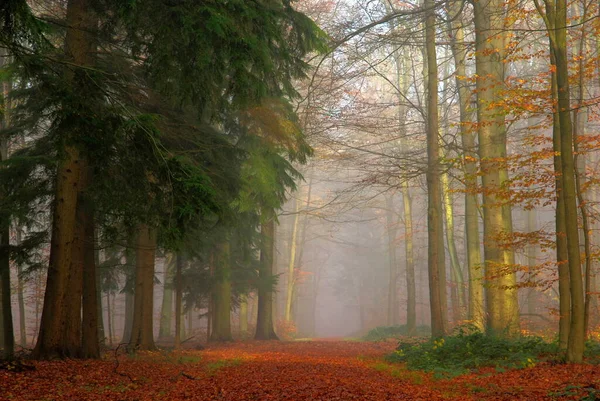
[2,340,599,400]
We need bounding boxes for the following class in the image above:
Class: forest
[2,0,600,400]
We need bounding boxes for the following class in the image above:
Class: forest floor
[2,340,600,400]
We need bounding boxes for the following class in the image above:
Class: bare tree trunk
[81,192,99,358]
[424,0,447,338]
[174,254,183,348]
[158,254,175,341]
[448,0,484,331]
[210,242,232,341]
[386,194,398,326]
[255,220,279,340]
[0,49,14,357]
[239,296,248,336]
[473,0,519,337]
[129,225,157,350]
[106,291,113,347]
[285,197,301,323]
[526,209,538,316]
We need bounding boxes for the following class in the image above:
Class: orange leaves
[3,341,600,400]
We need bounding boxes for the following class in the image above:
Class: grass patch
[386,329,558,378]
[370,362,424,384]
[205,358,243,375]
[363,325,431,341]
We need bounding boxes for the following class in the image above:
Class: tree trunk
[448,1,484,331]
[553,0,584,363]
[129,225,157,350]
[526,209,538,316]
[0,48,14,358]
[158,254,175,341]
[33,0,96,359]
[94,236,104,347]
[239,297,248,336]
[81,186,99,358]
[473,0,519,337]
[424,0,447,338]
[285,197,301,323]
[174,254,183,348]
[106,291,113,347]
[210,242,232,341]
[386,194,398,326]
[255,219,279,340]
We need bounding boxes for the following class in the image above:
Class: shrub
[363,325,431,341]
[386,329,558,378]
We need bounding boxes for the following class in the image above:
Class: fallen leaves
[1,340,599,400]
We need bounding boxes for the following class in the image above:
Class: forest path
[2,340,599,400]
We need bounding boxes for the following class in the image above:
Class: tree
[534,0,585,362]
[473,0,519,337]
[424,0,447,338]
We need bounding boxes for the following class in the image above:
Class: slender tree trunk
[33,0,96,359]
[402,183,416,335]
[17,264,26,348]
[448,1,484,331]
[386,195,398,326]
[210,242,232,341]
[81,187,99,358]
[549,48,570,350]
[526,209,538,316]
[94,236,104,347]
[255,219,279,340]
[174,254,183,348]
[473,0,519,337]
[572,14,591,338]
[0,49,14,357]
[536,0,585,362]
[554,0,584,363]
[285,198,301,323]
[129,225,157,350]
[106,291,113,347]
[424,0,447,338]
[158,254,175,341]
[239,297,248,336]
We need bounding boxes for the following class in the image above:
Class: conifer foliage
[0,0,324,358]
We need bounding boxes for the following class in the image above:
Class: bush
[363,325,431,341]
[386,329,559,378]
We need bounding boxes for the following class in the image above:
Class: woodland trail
[2,340,600,400]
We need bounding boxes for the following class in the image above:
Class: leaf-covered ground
[2,340,599,400]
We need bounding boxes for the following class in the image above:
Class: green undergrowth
[386,330,559,378]
[205,357,243,375]
[363,325,431,341]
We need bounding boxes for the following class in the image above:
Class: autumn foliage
[2,341,600,400]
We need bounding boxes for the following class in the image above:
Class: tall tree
[534,0,585,362]
[473,0,519,337]
[0,46,14,358]
[424,0,447,338]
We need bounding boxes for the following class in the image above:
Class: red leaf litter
[2,340,599,400]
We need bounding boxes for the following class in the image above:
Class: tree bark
[129,224,157,350]
[0,48,14,357]
[210,242,232,341]
[81,171,99,358]
[385,195,398,326]
[158,254,175,341]
[33,0,96,359]
[285,197,301,323]
[174,254,183,348]
[448,0,484,331]
[255,219,279,340]
[473,0,519,337]
[424,0,447,338]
